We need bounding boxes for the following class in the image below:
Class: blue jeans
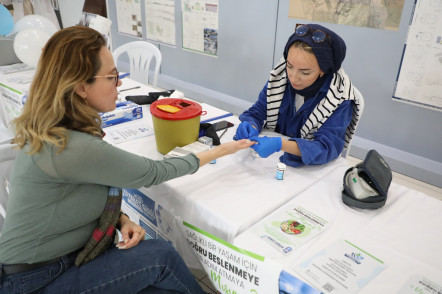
[0,239,204,294]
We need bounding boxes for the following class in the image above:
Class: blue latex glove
[249,136,282,158]
[234,121,259,140]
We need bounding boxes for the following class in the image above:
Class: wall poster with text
[181,0,218,56]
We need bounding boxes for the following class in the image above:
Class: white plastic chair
[0,143,18,233]
[341,86,365,158]
[113,41,162,87]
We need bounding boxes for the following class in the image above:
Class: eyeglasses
[93,71,119,86]
[295,24,329,44]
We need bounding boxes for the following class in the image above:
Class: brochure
[398,274,442,294]
[105,122,154,144]
[295,239,386,293]
[251,205,329,255]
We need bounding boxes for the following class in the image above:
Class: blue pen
[118,73,130,79]
[118,86,140,92]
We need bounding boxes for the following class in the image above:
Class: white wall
[58,0,84,28]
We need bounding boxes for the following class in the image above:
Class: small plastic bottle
[198,136,216,164]
[275,162,286,180]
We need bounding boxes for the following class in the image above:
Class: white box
[0,65,34,128]
[100,101,143,128]
[121,188,176,245]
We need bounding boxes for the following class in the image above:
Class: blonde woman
[0,26,252,293]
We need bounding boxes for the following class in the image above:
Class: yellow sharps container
[150,98,203,154]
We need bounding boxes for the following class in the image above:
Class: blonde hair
[291,40,314,54]
[13,26,106,154]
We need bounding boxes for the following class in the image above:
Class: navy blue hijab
[283,24,346,97]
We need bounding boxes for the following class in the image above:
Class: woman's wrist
[197,147,220,166]
[117,211,130,230]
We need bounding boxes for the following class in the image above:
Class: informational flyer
[106,122,154,144]
[181,0,218,56]
[144,0,176,45]
[252,205,329,255]
[295,239,386,294]
[115,0,143,37]
[393,0,442,111]
[179,221,321,294]
[398,274,442,294]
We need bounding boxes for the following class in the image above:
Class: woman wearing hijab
[235,24,362,167]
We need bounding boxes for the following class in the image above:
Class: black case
[125,90,174,105]
[342,150,392,209]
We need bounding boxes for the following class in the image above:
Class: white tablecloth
[106,79,349,268]
[108,80,442,291]
[139,121,349,242]
[233,163,442,293]
[113,113,349,267]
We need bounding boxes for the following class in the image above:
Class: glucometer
[345,167,378,199]
[341,150,392,210]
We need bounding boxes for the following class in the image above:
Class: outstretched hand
[216,139,256,156]
[196,139,255,166]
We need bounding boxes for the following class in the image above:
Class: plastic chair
[113,41,162,87]
[341,86,365,158]
[0,143,18,233]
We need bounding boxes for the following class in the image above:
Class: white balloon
[11,14,57,36]
[13,28,50,68]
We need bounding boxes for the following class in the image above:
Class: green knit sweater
[0,130,199,264]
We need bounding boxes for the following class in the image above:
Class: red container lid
[150,98,202,121]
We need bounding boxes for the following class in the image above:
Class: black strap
[342,189,387,209]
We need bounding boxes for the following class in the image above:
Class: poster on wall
[393,0,442,111]
[115,0,143,38]
[179,221,321,294]
[288,0,405,31]
[144,0,176,45]
[181,0,218,56]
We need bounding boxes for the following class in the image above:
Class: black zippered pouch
[125,90,174,105]
[342,150,392,209]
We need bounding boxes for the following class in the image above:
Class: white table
[233,163,442,293]
[137,124,348,241]
[106,78,441,292]
[107,78,350,269]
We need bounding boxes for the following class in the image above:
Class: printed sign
[295,239,386,294]
[179,221,321,294]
